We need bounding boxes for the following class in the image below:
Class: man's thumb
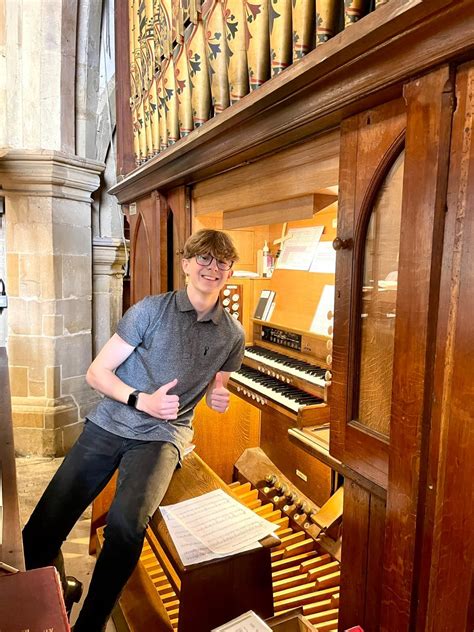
[214,372,224,389]
[161,378,178,393]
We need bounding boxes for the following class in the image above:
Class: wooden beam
[221,194,336,229]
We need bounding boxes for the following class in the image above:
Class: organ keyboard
[244,346,326,389]
[229,322,332,427]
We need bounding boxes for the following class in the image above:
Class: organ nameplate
[296,469,308,482]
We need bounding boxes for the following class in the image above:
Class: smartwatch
[127,389,141,409]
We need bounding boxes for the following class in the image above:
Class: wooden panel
[193,392,261,483]
[364,492,386,632]
[0,349,24,573]
[244,207,337,334]
[193,131,340,215]
[222,195,335,230]
[128,192,169,303]
[329,113,359,463]
[338,479,369,631]
[338,478,386,632]
[381,65,454,632]
[415,61,474,632]
[260,409,332,507]
[115,0,135,176]
[167,185,192,290]
[330,97,406,484]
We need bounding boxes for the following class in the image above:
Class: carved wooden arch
[130,210,153,303]
[127,192,170,304]
[331,97,407,489]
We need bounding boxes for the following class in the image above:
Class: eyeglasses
[195,254,234,271]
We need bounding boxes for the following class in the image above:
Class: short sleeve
[116,297,154,347]
[220,329,246,372]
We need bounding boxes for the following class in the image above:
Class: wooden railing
[128,0,389,165]
[0,348,24,574]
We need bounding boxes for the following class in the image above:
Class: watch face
[128,391,139,408]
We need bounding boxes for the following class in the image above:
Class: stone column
[0,150,104,456]
[92,236,127,356]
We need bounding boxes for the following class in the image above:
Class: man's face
[182,254,234,295]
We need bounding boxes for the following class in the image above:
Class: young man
[22,229,245,632]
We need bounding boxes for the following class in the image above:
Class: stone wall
[0,152,104,455]
[0,0,125,455]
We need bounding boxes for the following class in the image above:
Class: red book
[0,566,70,631]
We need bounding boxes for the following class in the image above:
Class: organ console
[107,2,473,629]
[230,322,331,427]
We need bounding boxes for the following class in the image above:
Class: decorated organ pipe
[128,0,390,165]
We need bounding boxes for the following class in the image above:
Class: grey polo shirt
[87,289,245,458]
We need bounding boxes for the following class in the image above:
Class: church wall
[0,0,125,456]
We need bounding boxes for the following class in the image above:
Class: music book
[160,488,278,567]
[0,566,70,631]
[254,290,275,320]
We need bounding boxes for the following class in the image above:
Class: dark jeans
[22,421,179,632]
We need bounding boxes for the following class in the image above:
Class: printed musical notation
[160,489,278,566]
[276,226,324,271]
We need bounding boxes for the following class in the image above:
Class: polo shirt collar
[176,289,223,325]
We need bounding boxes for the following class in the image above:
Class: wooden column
[381,65,455,632]
[414,60,474,632]
[115,0,135,176]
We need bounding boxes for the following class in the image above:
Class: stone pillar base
[12,390,100,456]
[0,149,104,456]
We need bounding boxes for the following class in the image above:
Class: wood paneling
[338,478,386,632]
[381,65,454,632]
[193,131,340,216]
[115,0,135,177]
[128,192,169,303]
[193,393,261,483]
[415,61,474,632]
[338,479,369,631]
[222,195,336,230]
[167,186,192,290]
[260,409,332,507]
[330,97,406,487]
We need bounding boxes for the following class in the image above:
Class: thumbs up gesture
[139,378,180,420]
[208,372,230,413]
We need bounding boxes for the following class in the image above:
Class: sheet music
[276,226,324,271]
[310,284,335,336]
[309,240,336,273]
[160,489,278,566]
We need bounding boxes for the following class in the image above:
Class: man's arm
[86,333,180,420]
[86,333,137,404]
[206,371,231,413]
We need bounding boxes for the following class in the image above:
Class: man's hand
[208,372,230,413]
[138,378,180,420]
